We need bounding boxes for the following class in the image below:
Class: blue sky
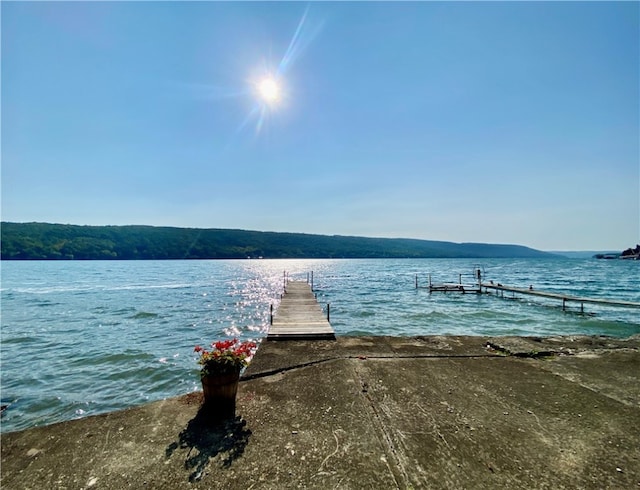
[2,2,638,251]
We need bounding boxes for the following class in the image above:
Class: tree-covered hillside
[0,222,554,260]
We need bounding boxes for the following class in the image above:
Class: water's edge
[2,258,638,433]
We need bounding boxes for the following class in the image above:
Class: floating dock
[267,280,335,340]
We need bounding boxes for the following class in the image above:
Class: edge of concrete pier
[2,334,639,489]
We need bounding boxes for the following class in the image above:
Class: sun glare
[236,6,320,135]
[257,77,280,104]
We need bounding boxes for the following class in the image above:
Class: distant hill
[0,222,556,260]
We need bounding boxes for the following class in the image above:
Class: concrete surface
[1,335,639,489]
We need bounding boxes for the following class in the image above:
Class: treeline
[0,222,553,260]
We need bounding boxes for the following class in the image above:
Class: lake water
[1,258,638,433]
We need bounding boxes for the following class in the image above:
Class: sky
[2,2,638,251]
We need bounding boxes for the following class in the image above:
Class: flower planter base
[201,371,240,422]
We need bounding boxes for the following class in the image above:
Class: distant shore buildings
[594,244,640,260]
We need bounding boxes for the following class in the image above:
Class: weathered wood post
[327,303,330,322]
[270,304,273,325]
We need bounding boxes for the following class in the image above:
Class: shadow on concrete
[165,407,251,482]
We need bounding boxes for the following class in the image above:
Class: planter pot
[201,370,241,421]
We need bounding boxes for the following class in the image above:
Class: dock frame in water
[417,269,640,313]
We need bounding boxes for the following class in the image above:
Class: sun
[257,77,280,104]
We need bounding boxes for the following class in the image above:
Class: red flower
[194,338,258,377]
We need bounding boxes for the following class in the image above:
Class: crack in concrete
[486,342,557,359]
[242,358,341,381]
[243,353,501,381]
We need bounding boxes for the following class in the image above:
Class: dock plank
[268,281,336,340]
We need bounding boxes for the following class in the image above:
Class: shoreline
[3,332,638,435]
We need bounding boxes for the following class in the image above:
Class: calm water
[1,258,638,433]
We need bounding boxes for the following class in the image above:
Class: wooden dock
[417,270,640,313]
[416,273,481,293]
[481,282,640,311]
[425,283,481,293]
[267,281,335,340]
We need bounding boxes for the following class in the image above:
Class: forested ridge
[1,222,554,260]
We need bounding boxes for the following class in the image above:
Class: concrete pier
[1,335,639,489]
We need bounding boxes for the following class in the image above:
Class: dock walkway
[267,280,335,340]
[481,282,640,310]
[418,272,640,311]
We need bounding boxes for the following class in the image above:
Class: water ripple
[1,258,638,433]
